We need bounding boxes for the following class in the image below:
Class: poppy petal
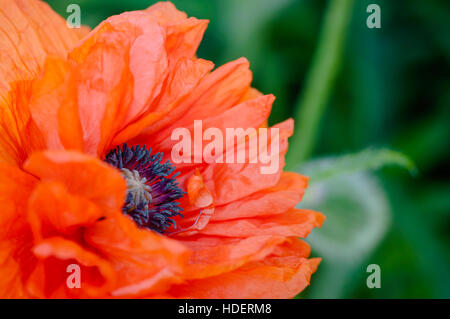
[149,58,252,146]
[198,119,293,205]
[0,0,85,104]
[84,213,189,297]
[181,172,308,224]
[29,57,77,151]
[180,235,287,279]
[0,82,45,166]
[154,93,274,164]
[29,237,116,298]
[117,58,213,145]
[27,181,103,241]
[146,2,208,68]
[198,209,325,238]
[0,163,37,297]
[68,12,168,155]
[0,163,37,239]
[170,239,319,298]
[23,150,126,215]
[0,242,31,298]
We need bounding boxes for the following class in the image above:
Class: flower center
[104,144,184,233]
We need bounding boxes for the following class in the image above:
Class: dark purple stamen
[104,144,184,234]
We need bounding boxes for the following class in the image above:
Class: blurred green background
[45,0,450,298]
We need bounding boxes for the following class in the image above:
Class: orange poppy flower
[0,0,324,298]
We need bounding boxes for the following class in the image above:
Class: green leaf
[297,148,417,184]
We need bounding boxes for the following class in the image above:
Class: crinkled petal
[0,81,45,166]
[28,58,80,151]
[199,208,325,238]
[170,239,319,298]
[179,235,287,280]
[148,58,252,147]
[27,181,103,241]
[154,94,274,166]
[23,150,126,215]
[0,0,85,104]
[84,213,189,297]
[198,119,293,205]
[0,242,32,298]
[0,163,37,297]
[28,237,116,298]
[211,172,308,221]
[118,58,213,145]
[146,2,208,68]
[68,11,168,155]
[0,163,37,239]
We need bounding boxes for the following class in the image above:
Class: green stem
[287,0,355,167]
